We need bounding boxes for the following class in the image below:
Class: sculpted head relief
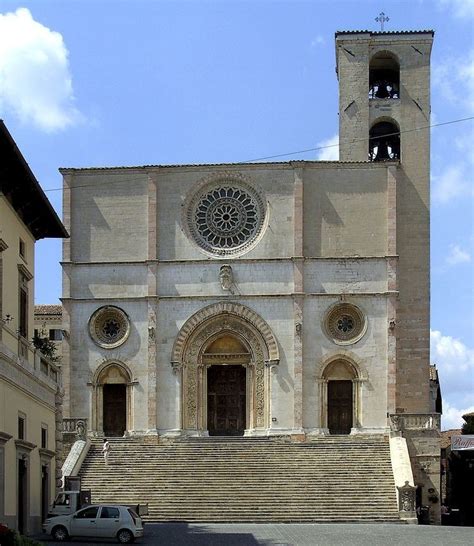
[219,265,233,291]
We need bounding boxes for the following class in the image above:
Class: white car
[43,504,144,543]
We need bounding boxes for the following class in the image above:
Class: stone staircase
[78,436,400,523]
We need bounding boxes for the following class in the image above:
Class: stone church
[60,30,441,522]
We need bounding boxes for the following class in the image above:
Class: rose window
[185,178,266,256]
[325,304,366,345]
[89,306,130,349]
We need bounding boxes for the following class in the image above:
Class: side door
[95,506,122,537]
[69,506,99,537]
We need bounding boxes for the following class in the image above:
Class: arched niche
[171,303,279,435]
[369,51,400,99]
[369,119,400,162]
[90,361,134,437]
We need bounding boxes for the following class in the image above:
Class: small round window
[324,303,367,345]
[89,306,130,349]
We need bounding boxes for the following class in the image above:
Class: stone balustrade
[390,413,441,432]
[62,418,88,439]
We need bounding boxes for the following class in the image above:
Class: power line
[42,115,474,194]
[241,116,474,163]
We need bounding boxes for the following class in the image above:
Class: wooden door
[328,380,353,435]
[103,384,126,437]
[207,365,246,436]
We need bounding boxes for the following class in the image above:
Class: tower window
[369,52,400,100]
[369,121,400,162]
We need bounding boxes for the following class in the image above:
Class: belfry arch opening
[369,51,400,99]
[369,120,400,162]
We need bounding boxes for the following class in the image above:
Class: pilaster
[292,165,304,431]
[147,172,158,434]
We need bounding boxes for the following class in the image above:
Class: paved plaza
[34,522,473,545]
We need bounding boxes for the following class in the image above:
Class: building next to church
[60,30,441,522]
[34,305,64,362]
[0,121,68,533]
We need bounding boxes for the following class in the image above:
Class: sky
[0,0,472,430]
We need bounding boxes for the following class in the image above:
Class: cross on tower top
[375,12,390,31]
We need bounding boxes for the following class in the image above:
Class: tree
[461,413,474,435]
[32,335,61,364]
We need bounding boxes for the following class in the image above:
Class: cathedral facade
[61,30,440,515]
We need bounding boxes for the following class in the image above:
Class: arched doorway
[321,359,359,435]
[204,335,249,436]
[171,303,280,435]
[92,362,133,437]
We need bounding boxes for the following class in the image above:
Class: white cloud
[438,0,474,18]
[446,244,471,266]
[310,35,325,47]
[442,401,474,430]
[316,134,339,161]
[433,49,474,113]
[432,165,472,204]
[0,8,81,132]
[431,329,474,429]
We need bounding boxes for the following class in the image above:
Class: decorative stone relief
[397,481,416,513]
[219,265,233,291]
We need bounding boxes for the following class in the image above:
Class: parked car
[43,504,144,543]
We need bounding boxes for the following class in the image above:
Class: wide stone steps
[78,436,400,523]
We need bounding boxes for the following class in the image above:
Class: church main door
[327,380,353,435]
[103,384,126,437]
[207,365,246,436]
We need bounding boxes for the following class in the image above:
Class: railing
[390,413,441,432]
[35,352,61,385]
[62,418,88,440]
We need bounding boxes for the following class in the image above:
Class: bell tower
[335,30,434,413]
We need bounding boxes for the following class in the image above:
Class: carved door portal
[103,384,126,437]
[207,365,246,436]
[328,380,353,434]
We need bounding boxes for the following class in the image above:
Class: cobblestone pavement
[34,522,473,546]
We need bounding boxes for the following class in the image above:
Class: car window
[127,508,138,524]
[100,506,120,519]
[76,506,99,519]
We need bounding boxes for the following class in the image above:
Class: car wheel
[117,529,134,543]
[52,525,69,542]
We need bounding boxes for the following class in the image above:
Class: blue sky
[0,0,472,429]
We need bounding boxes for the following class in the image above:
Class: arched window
[369,52,400,99]
[369,121,400,161]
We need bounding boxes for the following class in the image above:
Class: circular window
[324,303,367,345]
[89,306,130,349]
[184,174,267,256]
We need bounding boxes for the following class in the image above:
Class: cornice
[15,439,36,452]
[18,263,33,281]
